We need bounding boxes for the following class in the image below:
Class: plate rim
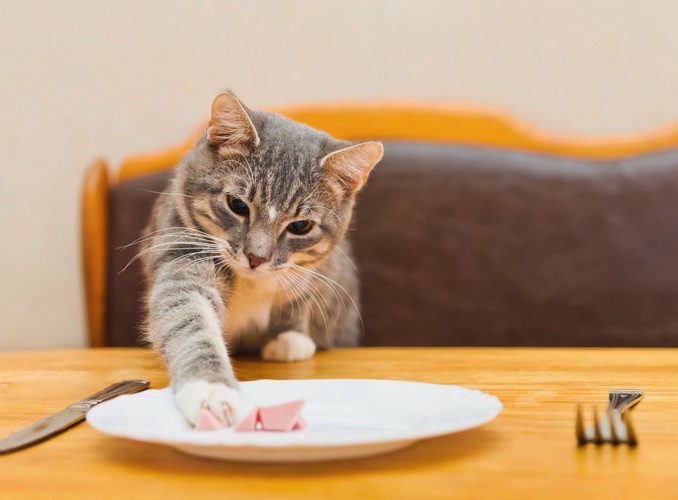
[87,378,503,450]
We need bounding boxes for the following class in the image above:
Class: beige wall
[2,0,678,350]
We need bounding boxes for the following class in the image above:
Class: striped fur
[140,92,382,424]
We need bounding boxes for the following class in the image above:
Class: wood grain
[1,348,677,499]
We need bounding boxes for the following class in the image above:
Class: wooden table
[1,348,677,499]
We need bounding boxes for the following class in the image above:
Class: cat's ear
[207,91,260,156]
[321,142,384,193]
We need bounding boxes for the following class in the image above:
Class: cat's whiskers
[299,273,339,344]
[284,269,336,325]
[281,271,328,334]
[218,246,243,270]
[281,269,333,334]
[278,272,313,318]
[289,264,344,312]
[289,263,364,336]
[141,189,196,199]
[120,226,222,250]
[147,249,222,288]
[120,224,236,277]
[271,275,288,323]
[334,246,359,272]
[120,228,207,249]
[274,274,303,320]
[175,226,233,248]
[275,273,301,317]
[121,240,221,274]
[165,251,223,280]
[288,271,335,347]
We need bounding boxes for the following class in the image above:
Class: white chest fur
[222,275,279,341]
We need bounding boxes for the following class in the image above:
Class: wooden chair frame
[82,100,678,346]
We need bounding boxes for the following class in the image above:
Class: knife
[0,379,149,455]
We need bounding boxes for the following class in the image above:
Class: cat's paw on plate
[261,331,316,362]
[174,380,243,426]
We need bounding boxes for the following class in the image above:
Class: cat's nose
[247,254,268,269]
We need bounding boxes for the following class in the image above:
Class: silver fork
[576,389,644,446]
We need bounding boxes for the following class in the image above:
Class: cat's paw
[261,331,316,362]
[174,380,243,426]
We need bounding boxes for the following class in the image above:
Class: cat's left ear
[207,91,260,156]
[321,142,384,194]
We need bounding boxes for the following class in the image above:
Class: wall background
[3,0,678,349]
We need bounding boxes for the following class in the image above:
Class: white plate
[87,379,502,463]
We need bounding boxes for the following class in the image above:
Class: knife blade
[0,379,149,455]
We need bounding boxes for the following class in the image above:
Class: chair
[82,101,678,347]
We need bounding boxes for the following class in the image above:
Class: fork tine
[576,392,642,447]
[593,405,603,444]
[624,412,638,447]
[608,409,620,445]
[576,402,586,445]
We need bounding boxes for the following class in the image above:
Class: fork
[576,389,644,446]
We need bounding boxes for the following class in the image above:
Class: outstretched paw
[261,331,316,362]
[174,380,243,427]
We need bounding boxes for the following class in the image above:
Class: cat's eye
[226,195,249,216]
[287,220,314,235]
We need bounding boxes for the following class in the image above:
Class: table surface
[1,347,677,499]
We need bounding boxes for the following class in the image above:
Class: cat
[140,91,383,426]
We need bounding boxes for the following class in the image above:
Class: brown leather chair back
[106,141,678,347]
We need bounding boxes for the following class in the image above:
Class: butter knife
[0,379,149,455]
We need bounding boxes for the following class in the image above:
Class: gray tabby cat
[141,91,383,426]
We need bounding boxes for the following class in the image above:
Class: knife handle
[74,380,150,407]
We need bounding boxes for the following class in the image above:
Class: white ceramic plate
[87,379,502,463]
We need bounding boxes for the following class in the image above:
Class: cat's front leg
[261,305,316,362]
[146,259,242,425]
[261,331,317,362]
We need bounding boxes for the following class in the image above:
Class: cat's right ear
[321,141,384,194]
[207,91,260,157]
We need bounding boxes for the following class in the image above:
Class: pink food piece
[258,399,306,432]
[195,407,228,431]
[291,415,308,431]
[234,407,261,432]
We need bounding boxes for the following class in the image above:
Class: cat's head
[176,91,383,278]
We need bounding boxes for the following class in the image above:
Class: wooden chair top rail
[116,100,678,183]
[83,100,678,347]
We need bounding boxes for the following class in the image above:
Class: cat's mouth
[235,265,271,278]
[223,253,273,278]
[220,249,292,279]
[234,262,293,280]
